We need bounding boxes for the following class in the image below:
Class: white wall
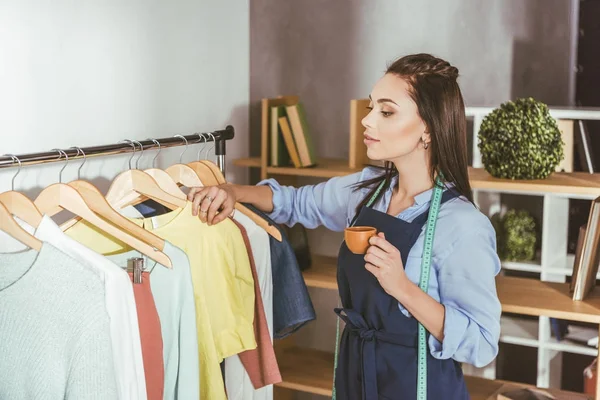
[0,0,250,197]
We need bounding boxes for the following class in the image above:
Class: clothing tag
[151,216,159,229]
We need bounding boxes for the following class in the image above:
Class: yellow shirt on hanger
[64,201,256,400]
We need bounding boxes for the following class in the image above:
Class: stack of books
[269,101,317,168]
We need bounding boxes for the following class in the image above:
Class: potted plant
[478,97,564,180]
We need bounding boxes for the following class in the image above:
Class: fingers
[365,245,388,262]
[369,234,398,255]
[206,188,228,225]
[212,201,235,225]
[197,186,219,223]
[190,187,210,216]
[364,262,380,278]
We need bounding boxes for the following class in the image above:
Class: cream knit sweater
[0,243,117,399]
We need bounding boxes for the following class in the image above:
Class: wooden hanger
[0,202,42,251]
[34,149,173,267]
[190,134,282,242]
[165,135,204,188]
[142,139,187,200]
[145,169,187,199]
[0,155,43,228]
[0,191,43,229]
[105,140,187,210]
[66,180,169,250]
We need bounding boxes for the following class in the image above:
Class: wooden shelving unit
[300,259,600,324]
[274,346,590,399]
[238,99,600,398]
[234,156,600,198]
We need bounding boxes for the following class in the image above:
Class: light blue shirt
[258,167,501,368]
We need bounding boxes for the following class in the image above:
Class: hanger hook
[131,140,144,169]
[3,154,22,191]
[174,135,188,163]
[195,133,207,160]
[52,149,69,183]
[204,132,216,161]
[69,147,86,180]
[148,139,161,168]
[119,140,136,169]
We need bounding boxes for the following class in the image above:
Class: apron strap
[348,178,387,227]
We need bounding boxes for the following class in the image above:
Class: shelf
[275,346,588,399]
[232,157,362,178]
[500,316,539,347]
[302,265,600,323]
[302,255,337,290]
[232,157,261,168]
[469,167,600,198]
[498,275,600,324]
[235,157,600,198]
[501,260,542,274]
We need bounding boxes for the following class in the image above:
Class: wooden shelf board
[302,255,338,290]
[303,262,600,324]
[275,346,588,399]
[498,275,600,324]
[469,167,600,197]
[232,157,363,178]
[232,157,261,168]
[266,158,362,178]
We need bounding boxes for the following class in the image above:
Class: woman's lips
[364,133,380,145]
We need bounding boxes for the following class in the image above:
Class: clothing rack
[0,125,235,175]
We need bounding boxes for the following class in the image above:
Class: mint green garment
[104,241,200,400]
[0,243,117,399]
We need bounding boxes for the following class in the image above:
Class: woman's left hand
[364,232,408,299]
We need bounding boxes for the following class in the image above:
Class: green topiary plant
[491,209,538,262]
[478,97,564,180]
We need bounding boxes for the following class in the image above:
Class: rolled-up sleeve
[256,171,364,232]
[428,228,502,367]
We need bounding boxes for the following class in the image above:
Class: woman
[188,53,501,399]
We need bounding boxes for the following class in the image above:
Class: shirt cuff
[256,178,287,223]
[428,304,470,360]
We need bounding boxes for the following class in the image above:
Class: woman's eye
[366,105,373,111]
[381,111,393,117]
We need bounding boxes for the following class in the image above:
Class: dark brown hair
[354,53,473,212]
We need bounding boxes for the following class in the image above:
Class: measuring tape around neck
[331,177,444,400]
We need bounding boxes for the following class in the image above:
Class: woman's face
[361,73,429,162]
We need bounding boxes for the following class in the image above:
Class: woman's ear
[421,130,431,147]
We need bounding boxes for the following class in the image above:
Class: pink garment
[233,220,282,388]
[129,272,164,400]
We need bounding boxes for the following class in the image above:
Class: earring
[422,138,429,150]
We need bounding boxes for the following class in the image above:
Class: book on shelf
[572,197,600,301]
[285,102,318,167]
[277,116,302,168]
[270,105,292,167]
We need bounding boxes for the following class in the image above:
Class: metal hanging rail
[0,125,235,174]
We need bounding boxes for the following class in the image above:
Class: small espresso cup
[344,226,378,254]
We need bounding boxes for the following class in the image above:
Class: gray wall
[250,0,575,161]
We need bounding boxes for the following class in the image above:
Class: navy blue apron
[334,188,470,400]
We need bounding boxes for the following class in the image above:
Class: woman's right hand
[188,184,237,226]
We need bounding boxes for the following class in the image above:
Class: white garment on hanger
[0,216,147,400]
[225,211,274,400]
